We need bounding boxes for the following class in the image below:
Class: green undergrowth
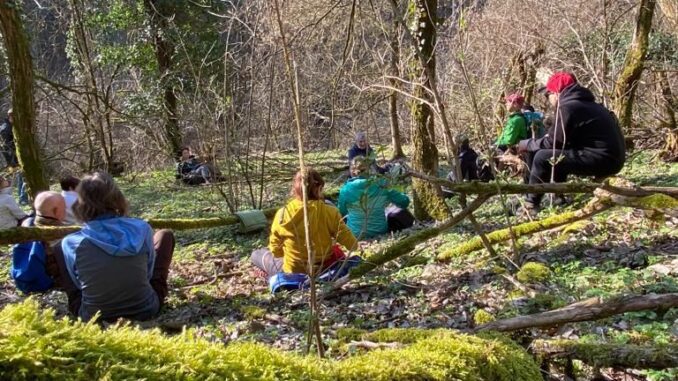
[0,300,541,381]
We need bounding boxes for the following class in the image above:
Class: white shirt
[0,187,27,229]
[62,190,78,225]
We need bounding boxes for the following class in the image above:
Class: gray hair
[355,131,367,142]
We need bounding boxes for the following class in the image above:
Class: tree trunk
[0,0,49,199]
[533,340,678,370]
[656,70,677,161]
[388,15,404,159]
[144,0,182,157]
[612,0,657,133]
[409,0,448,221]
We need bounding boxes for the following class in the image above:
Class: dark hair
[60,175,80,191]
[291,168,325,201]
[522,105,535,112]
[73,172,129,222]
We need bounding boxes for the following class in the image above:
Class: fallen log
[476,293,678,332]
[438,199,612,261]
[332,194,491,289]
[532,339,678,370]
[0,207,279,245]
[408,171,678,198]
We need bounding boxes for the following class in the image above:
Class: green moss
[439,210,581,260]
[631,194,678,210]
[336,327,366,342]
[516,262,551,283]
[473,309,496,326]
[240,305,267,320]
[0,300,542,381]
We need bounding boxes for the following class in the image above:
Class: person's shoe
[546,194,571,207]
[508,197,540,217]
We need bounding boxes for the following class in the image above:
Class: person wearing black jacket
[0,109,17,167]
[517,72,625,212]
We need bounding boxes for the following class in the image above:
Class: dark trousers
[250,248,283,277]
[524,149,622,205]
[53,229,176,317]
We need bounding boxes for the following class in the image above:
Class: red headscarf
[545,72,576,94]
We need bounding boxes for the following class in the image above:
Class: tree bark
[533,340,678,370]
[144,0,182,157]
[613,0,657,132]
[476,293,678,332]
[656,70,677,161]
[388,13,404,159]
[409,0,449,221]
[0,0,49,198]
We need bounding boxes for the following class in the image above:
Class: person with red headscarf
[516,72,625,215]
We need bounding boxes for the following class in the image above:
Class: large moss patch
[0,300,541,381]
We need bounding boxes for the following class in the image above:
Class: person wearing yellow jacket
[250,168,358,277]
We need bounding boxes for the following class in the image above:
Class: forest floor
[0,149,676,381]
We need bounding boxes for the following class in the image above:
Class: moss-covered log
[533,339,678,370]
[334,195,490,288]
[476,293,678,332]
[438,199,612,261]
[409,171,678,197]
[0,207,279,245]
[0,300,542,381]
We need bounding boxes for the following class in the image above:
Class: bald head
[34,191,66,222]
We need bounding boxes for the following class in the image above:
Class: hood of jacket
[559,83,595,104]
[80,216,153,257]
[276,198,331,233]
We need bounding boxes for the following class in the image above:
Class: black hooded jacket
[523,84,625,164]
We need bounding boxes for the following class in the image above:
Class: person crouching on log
[55,172,175,322]
[250,168,359,278]
[516,72,626,216]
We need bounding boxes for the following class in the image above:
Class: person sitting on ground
[347,132,387,177]
[0,175,27,229]
[521,104,546,139]
[0,108,17,168]
[250,168,359,278]
[55,172,175,321]
[496,93,529,152]
[59,175,80,225]
[516,72,625,215]
[11,192,67,293]
[338,156,412,239]
[176,146,202,184]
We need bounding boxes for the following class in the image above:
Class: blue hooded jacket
[62,216,158,321]
[338,177,410,239]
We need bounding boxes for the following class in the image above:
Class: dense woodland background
[0,1,676,190]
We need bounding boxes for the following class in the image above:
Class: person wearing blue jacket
[338,156,412,239]
[54,172,175,322]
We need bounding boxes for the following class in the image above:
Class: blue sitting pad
[269,256,363,293]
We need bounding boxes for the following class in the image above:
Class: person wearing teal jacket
[496,93,528,150]
[338,156,410,239]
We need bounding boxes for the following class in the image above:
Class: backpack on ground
[11,236,54,293]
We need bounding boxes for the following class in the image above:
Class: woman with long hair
[56,172,175,321]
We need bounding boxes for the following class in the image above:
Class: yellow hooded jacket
[268,199,358,274]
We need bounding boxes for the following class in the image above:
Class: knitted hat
[505,93,525,105]
[545,72,576,94]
